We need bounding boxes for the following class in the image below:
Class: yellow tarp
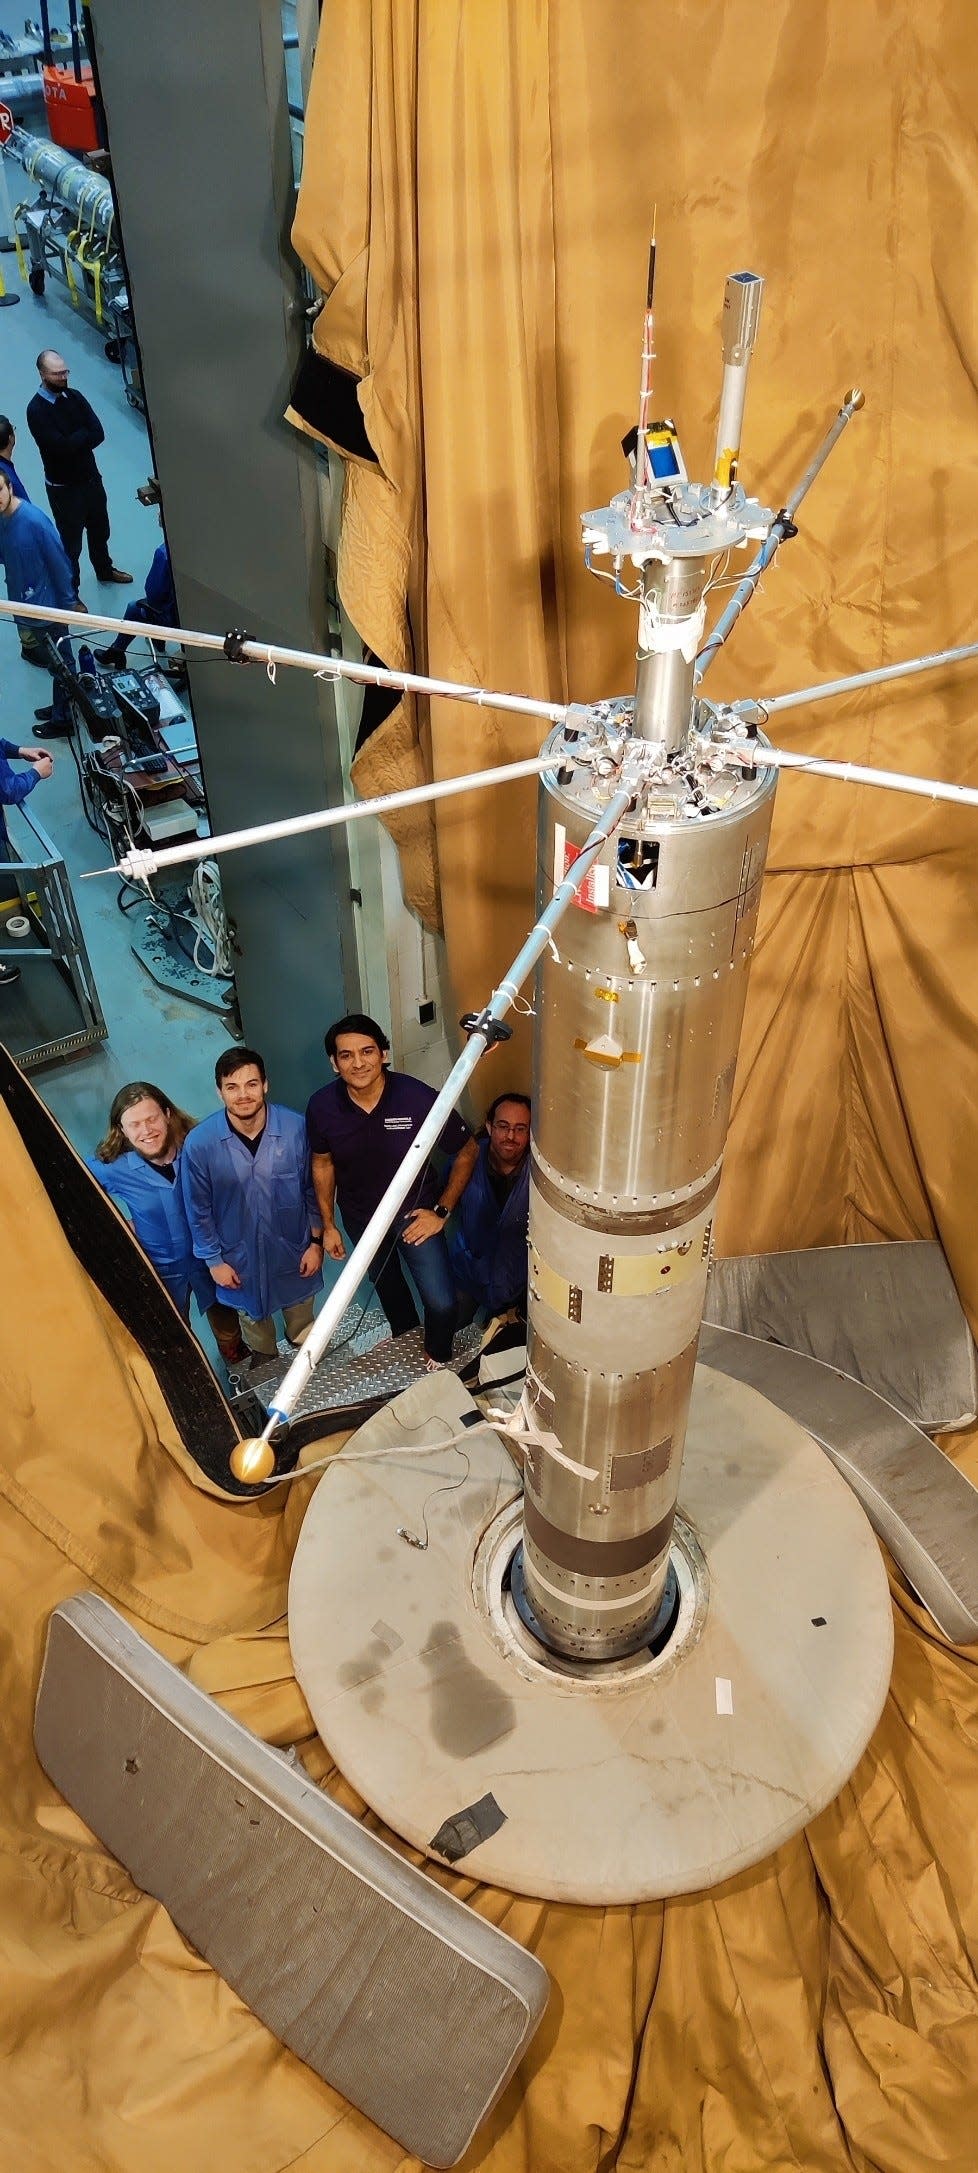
[4,1091,978,2170]
[5,2,978,2167]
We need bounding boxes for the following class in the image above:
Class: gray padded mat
[700,1325,978,1644]
[34,1593,549,2168]
[704,1241,977,1431]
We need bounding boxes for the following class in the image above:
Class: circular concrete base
[288,1363,894,1902]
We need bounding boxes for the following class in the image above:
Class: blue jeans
[42,629,77,724]
[345,1210,458,1362]
[102,596,177,660]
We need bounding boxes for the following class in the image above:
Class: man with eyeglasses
[449,1092,531,1324]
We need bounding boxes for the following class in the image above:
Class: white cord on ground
[188,859,234,977]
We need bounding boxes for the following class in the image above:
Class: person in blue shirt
[0,415,31,503]
[0,731,54,987]
[89,1081,247,1366]
[0,469,77,734]
[0,417,42,667]
[94,529,178,666]
[449,1093,531,1322]
[181,1045,325,1358]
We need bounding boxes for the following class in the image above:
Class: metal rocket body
[521,741,777,1658]
[516,262,778,1662]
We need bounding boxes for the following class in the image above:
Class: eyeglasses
[490,1121,529,1137]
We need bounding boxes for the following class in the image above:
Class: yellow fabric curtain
[4,1070,978,2170]
[292,0,978,1323]
[5,4,978,2168]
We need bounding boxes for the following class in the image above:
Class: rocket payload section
[518,729,776,1658]
[515,266,779,1660]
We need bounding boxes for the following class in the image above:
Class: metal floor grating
[230,1317,485,1423]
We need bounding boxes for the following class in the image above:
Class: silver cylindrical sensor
[713,271,765,492]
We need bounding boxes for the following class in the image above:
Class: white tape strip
[715,1676,734,1715]
[638,598,707,661]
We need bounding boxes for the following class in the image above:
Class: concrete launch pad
[288,1363,894,1903]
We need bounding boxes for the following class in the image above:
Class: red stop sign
[0,103,14,148]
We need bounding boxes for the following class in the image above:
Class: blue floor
[1,232,237,1150]
[0,41,388,1358]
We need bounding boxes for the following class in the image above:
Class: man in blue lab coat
[88,1079,247,1365]
[181,1046,324,1358]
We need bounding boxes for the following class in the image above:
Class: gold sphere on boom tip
[230,1436,277,1485]
[845,387,866,410]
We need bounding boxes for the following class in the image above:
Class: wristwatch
[433,1203,449,1221]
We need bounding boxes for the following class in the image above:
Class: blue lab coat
[88,1145,216,1315]
[0,738,42,861]
[448,1141,530,1314]
[180,1103,322,1320]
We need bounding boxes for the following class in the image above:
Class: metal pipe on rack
[6,128,115,244]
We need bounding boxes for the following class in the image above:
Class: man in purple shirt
[306,1014,478,1366]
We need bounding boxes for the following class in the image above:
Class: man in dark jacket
[25,350,131,592]
[449,1092,531,1321]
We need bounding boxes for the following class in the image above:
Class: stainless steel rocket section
[521,744,777,1658]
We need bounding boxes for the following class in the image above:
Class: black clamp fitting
[459,1009,513,1046]
[774,510,799,540]
[223,628,253,664]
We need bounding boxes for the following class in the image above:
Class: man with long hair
[90,1080,247,1366]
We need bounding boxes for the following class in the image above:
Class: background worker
[0,469,78,736]
[0,729,54,988]
[94,528,178,666]
[0,417,41,667]
[89,1081,248,1367]
[306,1013,478,1368]
[26,349,131,593]
[181,1046,324,1359]
[449,1092,532,1322]
[0,416,31,504]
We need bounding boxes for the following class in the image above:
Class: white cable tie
[546,932,561,963]
[266,658,277,686]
